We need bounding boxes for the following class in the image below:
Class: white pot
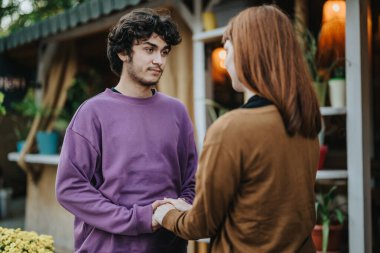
[328,78,346,107]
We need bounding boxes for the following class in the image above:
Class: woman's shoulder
[213,105,279,128]
[205,105,281,143]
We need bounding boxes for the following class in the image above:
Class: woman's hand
[153,203,175,225]
[151,199,171,231]
[164,198,192,211]
[152,199,170,211]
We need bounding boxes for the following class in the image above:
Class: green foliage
[315,186,346,253]
[9,68,103,139]
[55,69,103,133]
[12,89,39,118]
[332,66,345,79]
[205,99,229,123]
[297,26,341,83]
[0,0,18,35]
[0,91,6,116]
[11,89,37,140]
[0,0,18,18]
[11,88,49,140]
[302,29,339,83]
[1,0,85,34]
[302,28,321,82]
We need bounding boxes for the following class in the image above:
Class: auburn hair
[223,5,321,138]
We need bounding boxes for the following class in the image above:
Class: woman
[154,5,321,253]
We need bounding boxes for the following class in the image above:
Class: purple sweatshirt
[56,88,197,253]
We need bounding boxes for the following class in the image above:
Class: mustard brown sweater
[162,105,319,253]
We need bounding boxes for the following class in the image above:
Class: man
[56,8,197,253]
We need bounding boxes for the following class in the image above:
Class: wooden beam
[171,0,195,32]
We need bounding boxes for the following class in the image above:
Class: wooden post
[193,0,207,150]
[346,0,372,252]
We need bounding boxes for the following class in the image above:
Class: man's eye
[145,48,153,53]
[161,50,169,57]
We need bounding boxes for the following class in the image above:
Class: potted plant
[301,28,338,106]
[11,88,58,154]
[312,185,346,253]
[301,28,326,106]
[328,66,346,107]
[11,89,36,152]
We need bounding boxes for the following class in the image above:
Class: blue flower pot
[16,140,26,152]
[36,131,59,154]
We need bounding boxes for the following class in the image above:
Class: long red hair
[223,5,321,138]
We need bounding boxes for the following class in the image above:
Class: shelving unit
[318,106,347,180]
[318,107,347,180]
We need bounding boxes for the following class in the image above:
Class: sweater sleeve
[162,142,240,240]
[56,128,153,236]
[179,129,198,204]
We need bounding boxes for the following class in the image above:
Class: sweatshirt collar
[105,88,159,105]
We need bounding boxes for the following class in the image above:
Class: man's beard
[127,64,161,87]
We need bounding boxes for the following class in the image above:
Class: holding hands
[151,198,192,230]
[163,198,192,211]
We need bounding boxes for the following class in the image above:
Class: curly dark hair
[107,8,182,76]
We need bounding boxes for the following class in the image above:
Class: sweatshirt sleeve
[56,128,153,236]
[162,142,240,240]
[179,129,198,204]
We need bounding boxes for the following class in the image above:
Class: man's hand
[151,199,170,231]
[152,216,161,232]
[153,203,175,225]
[164,198,192,211]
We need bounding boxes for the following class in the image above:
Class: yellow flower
[0,227,54,253]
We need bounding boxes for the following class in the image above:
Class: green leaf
[315,185,347,253]
[322,219,330,253]
[0,107,5,116]
[0,92,5,116]
[205,99,230,122]
[335,209,345,224]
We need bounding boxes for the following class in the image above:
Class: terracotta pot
[318,145,328,170]
[312,224,343,253]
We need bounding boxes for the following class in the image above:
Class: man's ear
[117,51,129,62]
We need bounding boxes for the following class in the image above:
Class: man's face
[125,33,170,87]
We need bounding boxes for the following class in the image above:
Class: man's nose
[152,53,164,65]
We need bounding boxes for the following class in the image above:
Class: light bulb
[332,3,340,12]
